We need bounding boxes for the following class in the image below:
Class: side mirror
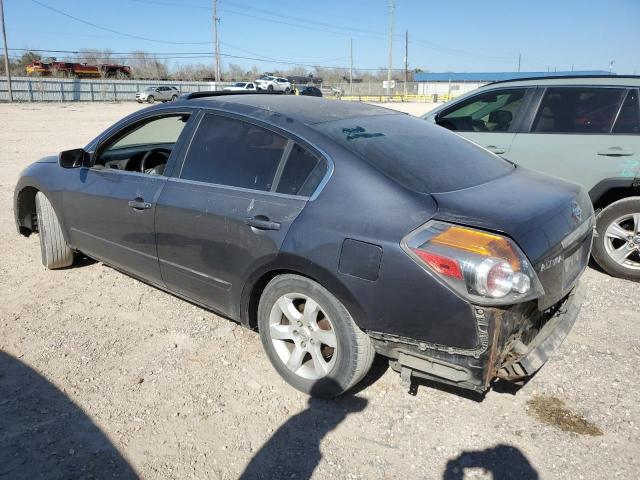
[59,148,89,168]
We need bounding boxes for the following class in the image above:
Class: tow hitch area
[498,284,583,381]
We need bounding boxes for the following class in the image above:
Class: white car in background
[223,82,257,92]
[256,76,291,93]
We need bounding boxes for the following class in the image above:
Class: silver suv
[135,86,179,104]
[425,75,640,280]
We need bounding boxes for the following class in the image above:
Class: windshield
[316,114,514,194]
[234,82,247,87]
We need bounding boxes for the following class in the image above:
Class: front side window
[613,89,640,134]
[111,115,187,149]
[437,88,526,132]
[96,114,190,174]
[532,87,626,133]
[181,115,288,191]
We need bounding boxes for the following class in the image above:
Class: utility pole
[349,38,353,96]
[212,0,221,88]
[0,0,12,102]
[404,29,408,96]
[517,53,521,73]
[386,0,395,96]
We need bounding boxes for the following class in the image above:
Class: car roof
[183,94,401,125]
[483,75,640,88]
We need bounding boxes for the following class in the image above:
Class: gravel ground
[0,102,638,480]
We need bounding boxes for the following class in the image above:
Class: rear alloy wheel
[171,95,178,101]
[592,197,640,280]
[147,95,155,104]
[258,274,375,398]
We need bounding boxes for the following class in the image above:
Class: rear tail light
[401,221,543,305]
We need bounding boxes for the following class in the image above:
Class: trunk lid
[431,167,594,309]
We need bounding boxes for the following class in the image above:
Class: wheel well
[592,186,640,213]
[16,187,39,236]
[246,269,306,331]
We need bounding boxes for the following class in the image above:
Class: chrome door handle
[246,217,281,231]
[486,145,506,154]
[128,199,152,210]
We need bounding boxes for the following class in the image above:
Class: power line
[129,0,391,38]
[30,0,210,44]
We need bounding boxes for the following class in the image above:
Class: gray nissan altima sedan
[14,92,593,398]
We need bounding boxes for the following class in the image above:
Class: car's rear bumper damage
[368,282,583,393]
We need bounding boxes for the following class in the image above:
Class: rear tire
[258,274,375,398]
[592,197,640,280]
[35,192,74,269]
[171,95,178,101]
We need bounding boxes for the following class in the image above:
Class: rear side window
[276,143,328,196]
[532,87,626,133]
[317,114,514,194]
[613,89,640,134]
[437,89,526,132]
[181,114,287,191]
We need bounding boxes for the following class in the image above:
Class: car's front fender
[14,160,72,244]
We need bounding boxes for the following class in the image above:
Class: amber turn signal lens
[431,226,521,270]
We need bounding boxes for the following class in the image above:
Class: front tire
[35,192,74,269]
[267,84,274,92]
[147,95,155,104]
[592,197,640,280]
[258,274,375,398]
[171,95,178,101]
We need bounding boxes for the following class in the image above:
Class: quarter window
[613,89,640,134]
[276,143,328,196]
[181,114,288,191]
[437,89,526,132]
[532,87,625,134]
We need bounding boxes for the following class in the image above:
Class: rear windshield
[315,114,514,193]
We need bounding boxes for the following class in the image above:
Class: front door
[63,112,194,283]
[508,87,640,191]
[155,112,329,316]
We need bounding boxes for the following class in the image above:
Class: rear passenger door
[155,113,329,316]
[508,87,640,191]
[435,87,531,156]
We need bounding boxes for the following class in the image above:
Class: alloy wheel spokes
[269,293,337,380]
[609,244,634,265]
[606,222,632,241]
[633,213,640,235]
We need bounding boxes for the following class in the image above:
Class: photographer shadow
[0,351,138,479]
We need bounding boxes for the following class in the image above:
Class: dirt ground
[0,102,638,480]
